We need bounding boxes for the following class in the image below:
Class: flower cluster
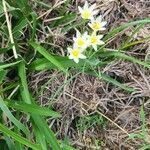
[68,1,107,63]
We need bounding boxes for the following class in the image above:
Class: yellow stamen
[77,38,85,47]
[92,22,101,30]
[72,50,80,58]
[91,36,97,44]
[82,10,91,19]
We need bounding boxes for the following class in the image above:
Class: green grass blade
[140,105,147,134]
[0,123,42,150]
[33,124,47,150]
[104,19,150,40]
[121,37,150,50]
[87,71,135,92]
[5,101,62,118]
[139,144,150,150]
[18,62,31,104]
[0,70,7,84]
[0,60,22,70]
[30,56,108,71]
[4,135,16,150]
[12,18,28,38]
[29,41,68,74]
[99,50,150,68]
[18,62,61,150]
[0,96,30,137]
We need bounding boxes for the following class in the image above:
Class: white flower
[89,32,105,51]
[68,47,86,63]
[78,1,99,20]
[73,30,89,50]
[88,15,107,31]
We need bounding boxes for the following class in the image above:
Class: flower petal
[92,9,99,16]
[92,45,97,51]
[100,27,106,31]
[101,21,107,27]
[67,47,72,53]
[76,29,81,38]
[98,40,105,45]
[80,54,86,59]
[84,1,89,9]
[69,55,73,59]
[78,6,83,13]
[89,3,96,11]
[97,15,102,21]
[74,58,79,63]
[97,35,103,39]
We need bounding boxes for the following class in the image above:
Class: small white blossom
[89,32,105,51]
[68,47,86,63]
[78,1,99,20]
[73,30,89,50]
[88,15,107,31]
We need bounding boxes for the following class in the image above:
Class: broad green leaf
[5,101,62,118]
[0,123,42,150]
[29,41,68,74]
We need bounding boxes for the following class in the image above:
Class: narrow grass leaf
[33,123,47,150]
[87,71,135,92]
[18,62,61,150]
[104,19,150,40]
[18,62,31,104]
[99,51,150,68]
[12,18,28,38]
[0,70,7,84]
[139,144,150,150]
[30,56,108,71]
[121,37,150,50]
[0,61,22,70]
[140,105,147,134]
[4,135,16,150]
[29,41,67,74]
[5,101,62,118]
[0,123,42,150]
[0,96,30,137]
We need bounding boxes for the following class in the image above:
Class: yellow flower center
[91,36,97,44]
[82,10,92,19]
[72,49,80,58]
[92,22,101,30]
[77,38,85,47]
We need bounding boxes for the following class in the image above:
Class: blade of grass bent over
[18,62,61,150]
[29,41,67,74]
[0,123,42,150]
[104,19,150,40]
[99,50,150,69]
[87,70,135,92]
[0,60,21,70]
[0,96,30,137]
[5,100,62,118]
